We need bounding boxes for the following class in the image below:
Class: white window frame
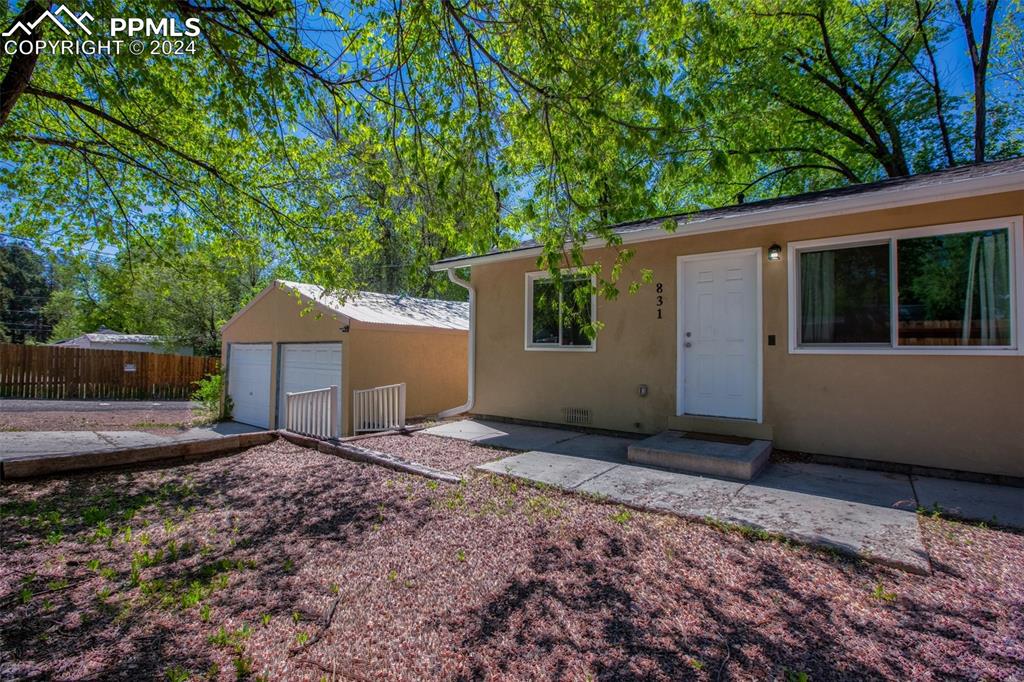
[787,215,1024,356]
[524,269,597,352]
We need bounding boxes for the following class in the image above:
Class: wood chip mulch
[1,437,1021,680]
[365,433,509,473]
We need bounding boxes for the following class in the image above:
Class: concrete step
[627,430,771,481]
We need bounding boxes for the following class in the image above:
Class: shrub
[192,373,231,421]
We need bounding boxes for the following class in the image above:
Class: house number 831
[656,283,664,319]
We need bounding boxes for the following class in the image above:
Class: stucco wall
[470,191,1024,477]
[221,285,468,434]
[348,326,468,419]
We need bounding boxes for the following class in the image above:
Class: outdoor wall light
[768,244,783,262]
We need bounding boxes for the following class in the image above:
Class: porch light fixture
[768,244,783,262]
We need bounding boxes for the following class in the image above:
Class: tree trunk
[0,1,48,128]
[955,0,999,163]
[914,0,956,166]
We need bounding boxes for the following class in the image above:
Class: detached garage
[221,280,469,436]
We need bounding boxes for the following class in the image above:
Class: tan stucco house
[220,280,468,435]
[432,158,1024,479]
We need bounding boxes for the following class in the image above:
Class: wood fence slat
[0,343,217,402]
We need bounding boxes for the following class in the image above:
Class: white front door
[679,250,760,420]
[277,343,343,430]
[227,344,272,428]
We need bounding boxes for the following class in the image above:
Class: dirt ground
[1,436,1021,680]
[0,402,200,434]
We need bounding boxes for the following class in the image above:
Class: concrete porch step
[627,430,772,481]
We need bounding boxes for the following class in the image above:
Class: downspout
[438,268,475,418]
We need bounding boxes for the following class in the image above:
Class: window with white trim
[525,271,596,350]
[793,217,1020,351]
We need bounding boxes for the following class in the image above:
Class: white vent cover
[561,407,592,426]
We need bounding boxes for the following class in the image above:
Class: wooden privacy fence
[0,343,219,400]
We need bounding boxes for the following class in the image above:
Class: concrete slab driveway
[0,422,264,461]
[428,419,1024,574]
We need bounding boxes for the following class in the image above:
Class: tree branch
[23,85,224,178]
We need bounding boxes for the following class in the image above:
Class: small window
[526,272,595,350]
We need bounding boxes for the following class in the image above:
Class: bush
[192,373,231,420]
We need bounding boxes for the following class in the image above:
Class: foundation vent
[561,407,592,426]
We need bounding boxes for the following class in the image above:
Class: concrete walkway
[425,420,1024,574]
[0,422,263,461]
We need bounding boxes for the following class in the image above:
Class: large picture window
[792,217,1021,353]
[525,271,596,350]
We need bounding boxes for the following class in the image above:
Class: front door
[680,250,760,420]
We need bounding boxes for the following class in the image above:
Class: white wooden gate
[352,383,406,433]
[284,385,339,439]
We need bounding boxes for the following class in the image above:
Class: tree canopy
[0,237,54,342]
[1,0,1022,320]
[41,243,291,354]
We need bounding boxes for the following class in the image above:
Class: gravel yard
[0,400,200,434]
[1,435,1021,680]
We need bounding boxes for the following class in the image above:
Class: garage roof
[276,280,469,331]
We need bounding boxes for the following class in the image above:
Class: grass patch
[164,665,191,682]
[208,623,251,650]
[871,582,897,603]
[610,507,633,525]
[525,493,562,521]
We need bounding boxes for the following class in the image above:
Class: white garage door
[227,344,272,428]
[277,343,343,430]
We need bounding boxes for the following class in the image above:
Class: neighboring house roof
[222,280,470,331]
[432,156,1024,270]
[55,328,165,345]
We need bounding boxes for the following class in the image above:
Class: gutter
[437,268,476,418]
[430,167,1024,271]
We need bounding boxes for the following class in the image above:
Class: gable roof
[432,156,1024,270]
[222,280,469,332]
